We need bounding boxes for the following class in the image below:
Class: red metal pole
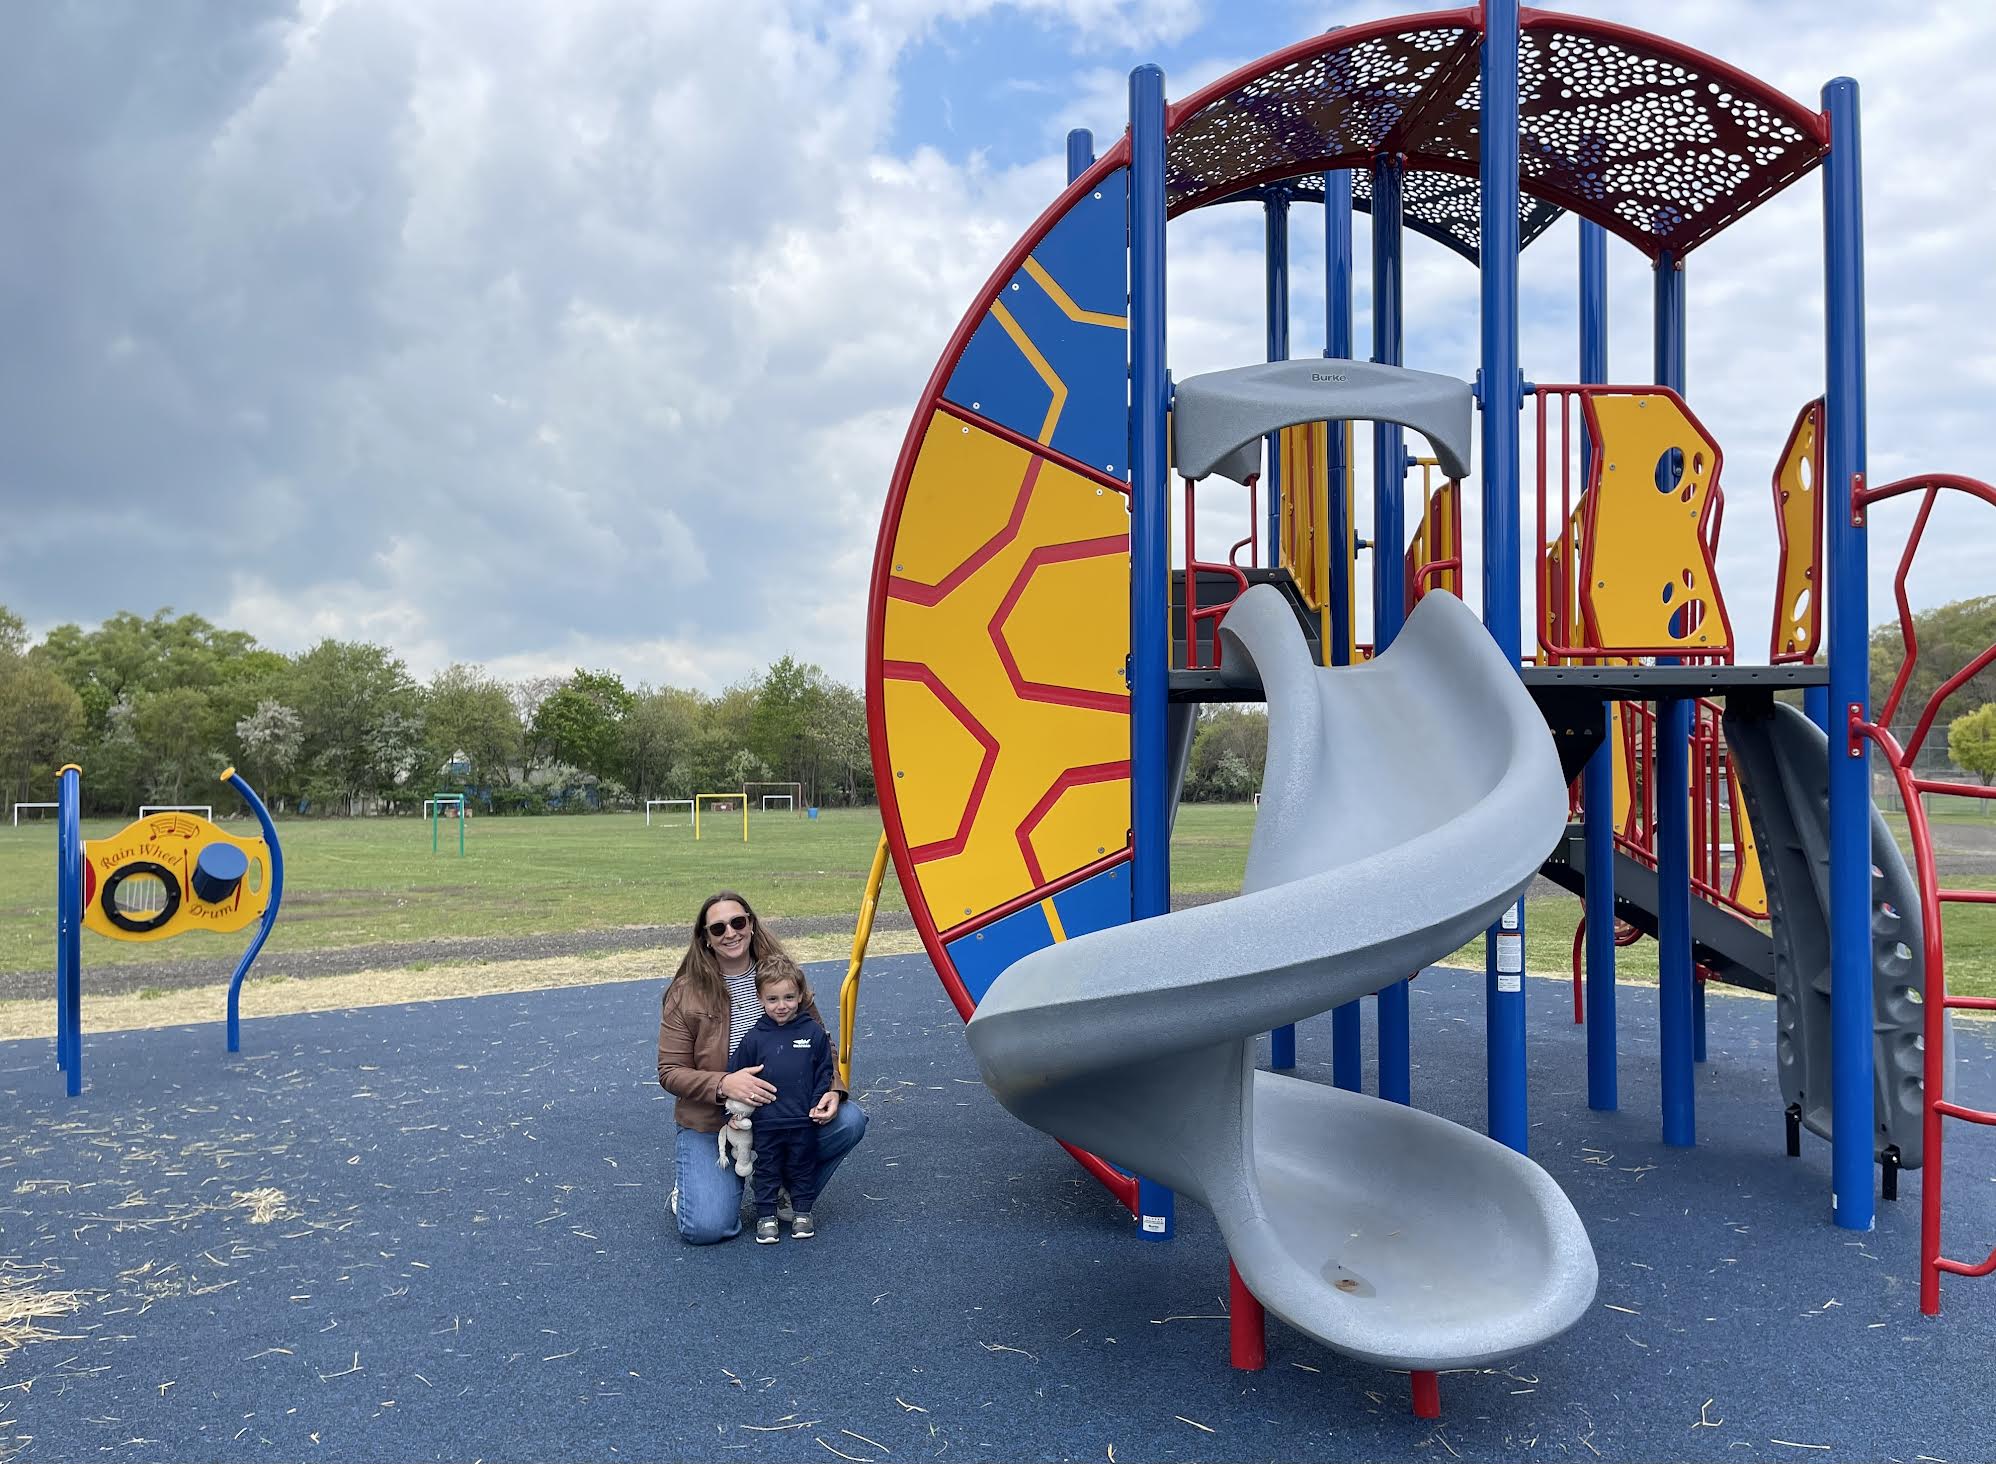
[1228,1262,1265,1370]
[1411,1370,1441,1418]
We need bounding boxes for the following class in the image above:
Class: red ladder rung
[1942,995,1996,1012]
[1939,889,1996,904]
[1933,1100,1996,1128]
[1935,1246,1996,1281]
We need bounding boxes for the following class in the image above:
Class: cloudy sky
[2,0,1990,692]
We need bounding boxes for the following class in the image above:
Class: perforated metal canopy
[1243,169,1566,266]
[1162,6,1828,260]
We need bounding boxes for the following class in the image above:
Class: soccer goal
[11,802,58,827]
[428,793,467,857]
[140,804,214,821]
[695,793,748,843]
[646,798,694,827]
[743,781,805,815]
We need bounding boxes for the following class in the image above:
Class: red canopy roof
[1163,6,1828,260]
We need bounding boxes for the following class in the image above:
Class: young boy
[726,967,835,1242]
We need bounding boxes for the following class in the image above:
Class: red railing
[1845,471,1996,1317]
[1182,474,1257,669]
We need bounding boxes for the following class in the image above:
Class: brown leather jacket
[656,973,845,1134]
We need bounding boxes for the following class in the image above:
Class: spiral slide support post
[1578,220,1617,1112]
[1371,149,1411,1108]
[1479,0,1529,1153]
[1323,168,1362,1094]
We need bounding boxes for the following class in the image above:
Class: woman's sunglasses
[705,915,751,938]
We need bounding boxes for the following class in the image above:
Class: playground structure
[427,792,466,856]
[856,0,1996,1418]
[50,765,284,1095]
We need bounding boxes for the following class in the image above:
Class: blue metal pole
[1579,219,1617,1113]
[1653,248,1696,1148]
[1261,185,1297,1072]
[1323,168,1362,1094]
[1265,188,1291,572]
[1066,128,1094,183]
[1371,150,1411,1107]
[1479,0,1529,1154]
[1804,684,1831,734]
[56,764,82,1095]
[1128,63,1175,1241]
[1823,77,1874,1231]
[222,769,285,1055]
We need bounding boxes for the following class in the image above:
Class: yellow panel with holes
[1770,399,1823,662]
[1582,393,1731,657]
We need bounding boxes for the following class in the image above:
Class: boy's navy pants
[751,1123,820,1218]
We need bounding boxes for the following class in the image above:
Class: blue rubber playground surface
[2,954,1992,1463]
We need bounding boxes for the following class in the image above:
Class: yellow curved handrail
[836,832,893,1092]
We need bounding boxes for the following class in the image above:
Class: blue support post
[55,764,82,1096]
[1323,168,1362,1094]
[1370,150,1411,1107]
[1804,684,1831,734]
[1128,63,1175,1241]
[1265,187,1291,570]
[1066,128,1094,183]
[1653,249,1696,1148]
[1822,78,1874,1231]
[1578,219,1617,1112]
[1479,0,1529,1153]
[1263,185,1297,1072]
[222,770,286,1055]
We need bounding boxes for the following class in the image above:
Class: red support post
[1411,1370,1441,1418]
[1228,1262,1265,1370]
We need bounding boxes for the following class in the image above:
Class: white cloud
[1,0,1989,694]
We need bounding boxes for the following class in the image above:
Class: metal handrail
[1846,470,1996,1316]
[1183,474,1256,669]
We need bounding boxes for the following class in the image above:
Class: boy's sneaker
[789,1213,815,1240]
[754,1217,781,1245]
[776,1190,796,1224]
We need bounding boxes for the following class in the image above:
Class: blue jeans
[671,1101,867,1244]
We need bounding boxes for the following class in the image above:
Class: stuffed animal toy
[717,1097,756,1180]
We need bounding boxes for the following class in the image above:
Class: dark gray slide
[966,585,1597,1370]
[1723,700,1949,1166]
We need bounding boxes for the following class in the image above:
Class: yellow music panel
[82,813,272,944]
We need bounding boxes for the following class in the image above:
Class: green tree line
[0,605,871,817]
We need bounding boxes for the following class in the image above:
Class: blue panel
[946,902,1055,1008]
[943,168,1128,477]
[1049,862,1131,941]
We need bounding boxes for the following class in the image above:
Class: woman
[656,890,868,1243]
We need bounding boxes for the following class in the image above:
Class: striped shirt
[725,963,759,1059]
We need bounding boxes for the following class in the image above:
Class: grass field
[4,801,1990,997]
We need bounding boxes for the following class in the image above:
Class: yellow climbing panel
[1770,398,1824,663]
[1581,391,1733,659]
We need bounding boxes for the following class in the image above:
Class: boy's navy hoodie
[727,1012,833,1129]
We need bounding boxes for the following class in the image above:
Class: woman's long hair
[668,890,804,1014]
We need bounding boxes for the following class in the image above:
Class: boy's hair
[754,957,810,1006]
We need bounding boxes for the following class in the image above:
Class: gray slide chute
[1723,700,1949,1166]
[966,585,1597,1370]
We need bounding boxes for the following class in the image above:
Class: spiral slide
[965,584,1598,1370]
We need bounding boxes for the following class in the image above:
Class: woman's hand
[720,1066,776,1106]
[809,1090,842,1124]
